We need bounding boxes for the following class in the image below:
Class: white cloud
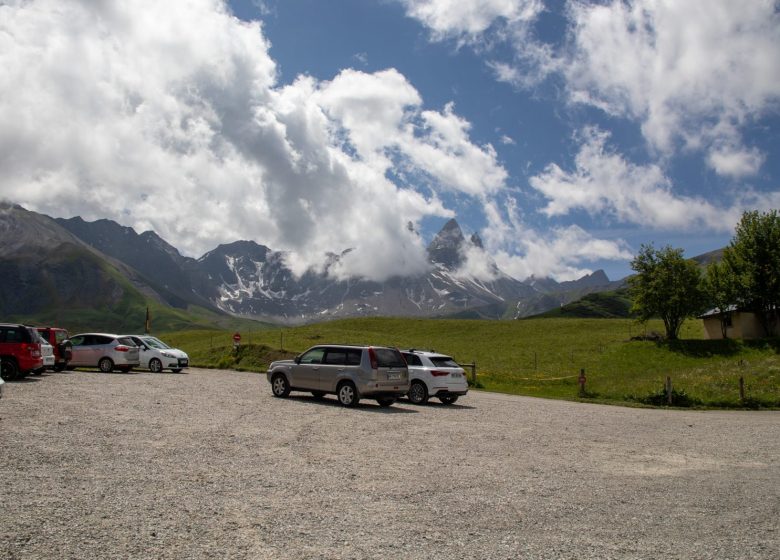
[529,128,731,230]
[478,198,632,281]
[397,0,543,42]
[0,0,508,282]
[707,145,765,179]
[563,1,780,158]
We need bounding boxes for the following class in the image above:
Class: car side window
[403,353,422,366]
[299,348,325,364]
[323,349,347,365]
[70,336,85,346]
[94,335,112,345]
[345,349,362,365]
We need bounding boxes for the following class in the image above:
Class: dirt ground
[1,368,778,559]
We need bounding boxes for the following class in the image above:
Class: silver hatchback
[267,345,409,407]
[68,333,141,373]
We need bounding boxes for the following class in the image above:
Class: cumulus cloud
[0,0,508,282]
[529,128,733,230]
[397,0,543,42]
[562,0,780,161]
[478,198,632,281]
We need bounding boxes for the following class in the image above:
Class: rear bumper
[432,389,469,398]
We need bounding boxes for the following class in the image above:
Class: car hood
[269,359,295,369]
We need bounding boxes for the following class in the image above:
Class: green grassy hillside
[161,317,780,409]
[534,289,633,318]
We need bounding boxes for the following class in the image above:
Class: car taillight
[430,370,449,377]
[115,345,130,352]
[368,347,378,369]
[21,343,41,357]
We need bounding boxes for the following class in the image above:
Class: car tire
[408,381,429,405]
[376,398,395,408]
[271,373,291,398]
[98,358,114,373]
[336,381,359,407]
[311,391,325,399]
[1,358,18,381]
[439,395,459,405]
[149,358,163,373]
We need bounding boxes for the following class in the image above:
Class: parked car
[122,335,189,373]
[267,345,409,407]
[0,375,4,398]
[67,333,141,373]
[36,327,72,371]
[400,349,468,405]
[0,323,44,380]
[32,331,55,375]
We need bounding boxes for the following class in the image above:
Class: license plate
[388,372,401,380]
[179,359,188,366]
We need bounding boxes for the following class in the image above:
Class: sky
[1,0,778,283]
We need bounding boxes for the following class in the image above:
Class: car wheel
[1,358,18,381]
[271,374,291,398]
[408,381,429,405]
[376,398,395,408]
[98,358,114,373]
[337,382,359,407]
[311,391,325,399]
[149,358,163,373]
[171,368,183,373]
[439,395,459,405]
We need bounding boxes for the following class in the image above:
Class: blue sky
[1,0,778,282]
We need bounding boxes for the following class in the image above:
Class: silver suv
[267,345,409,407]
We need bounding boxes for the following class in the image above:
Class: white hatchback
[401,350,469,405]
[124,335,189,373]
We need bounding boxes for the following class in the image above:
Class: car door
[319,347,349,392]
[290,347,324,390]
[68,335,89,366]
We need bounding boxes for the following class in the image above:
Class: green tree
[629,244,705,340]
[704,260,738,338]
[722,210,780,336]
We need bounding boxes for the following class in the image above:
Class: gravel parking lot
[1,368,778,559]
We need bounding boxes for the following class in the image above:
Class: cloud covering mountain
[1,0,777,285]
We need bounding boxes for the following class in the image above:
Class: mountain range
[0,202,625,326]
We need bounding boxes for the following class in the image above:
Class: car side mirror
[294,356,302,365]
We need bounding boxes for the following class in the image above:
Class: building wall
[702,311,776,340]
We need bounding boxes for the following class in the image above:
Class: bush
[634,385,701,407]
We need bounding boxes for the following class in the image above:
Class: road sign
[233,332,241,343]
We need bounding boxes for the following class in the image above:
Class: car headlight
[161,352,175,358]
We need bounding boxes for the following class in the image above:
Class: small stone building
[700,306,778,339]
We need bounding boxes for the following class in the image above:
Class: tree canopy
[721,210,780,336]
[629,244,705,340]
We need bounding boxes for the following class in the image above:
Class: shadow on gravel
[287,394,420,413]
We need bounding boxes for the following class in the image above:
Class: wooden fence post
[739,376,745,403]
[666,376,673,405]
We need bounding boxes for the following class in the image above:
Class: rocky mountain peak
[427,219,466,269]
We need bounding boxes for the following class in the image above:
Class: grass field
[161,317,780,409]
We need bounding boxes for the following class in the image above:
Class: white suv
[401,350,468,405]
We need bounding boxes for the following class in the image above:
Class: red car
[37,327,72,372]
[0,323,44,380]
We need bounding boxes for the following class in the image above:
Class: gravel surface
[1,368,778,559]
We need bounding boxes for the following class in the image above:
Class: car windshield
[430,356,459,368]
[142,337,170,350]
[374,348,406,368]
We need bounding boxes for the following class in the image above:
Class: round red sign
[233,332,241,342]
